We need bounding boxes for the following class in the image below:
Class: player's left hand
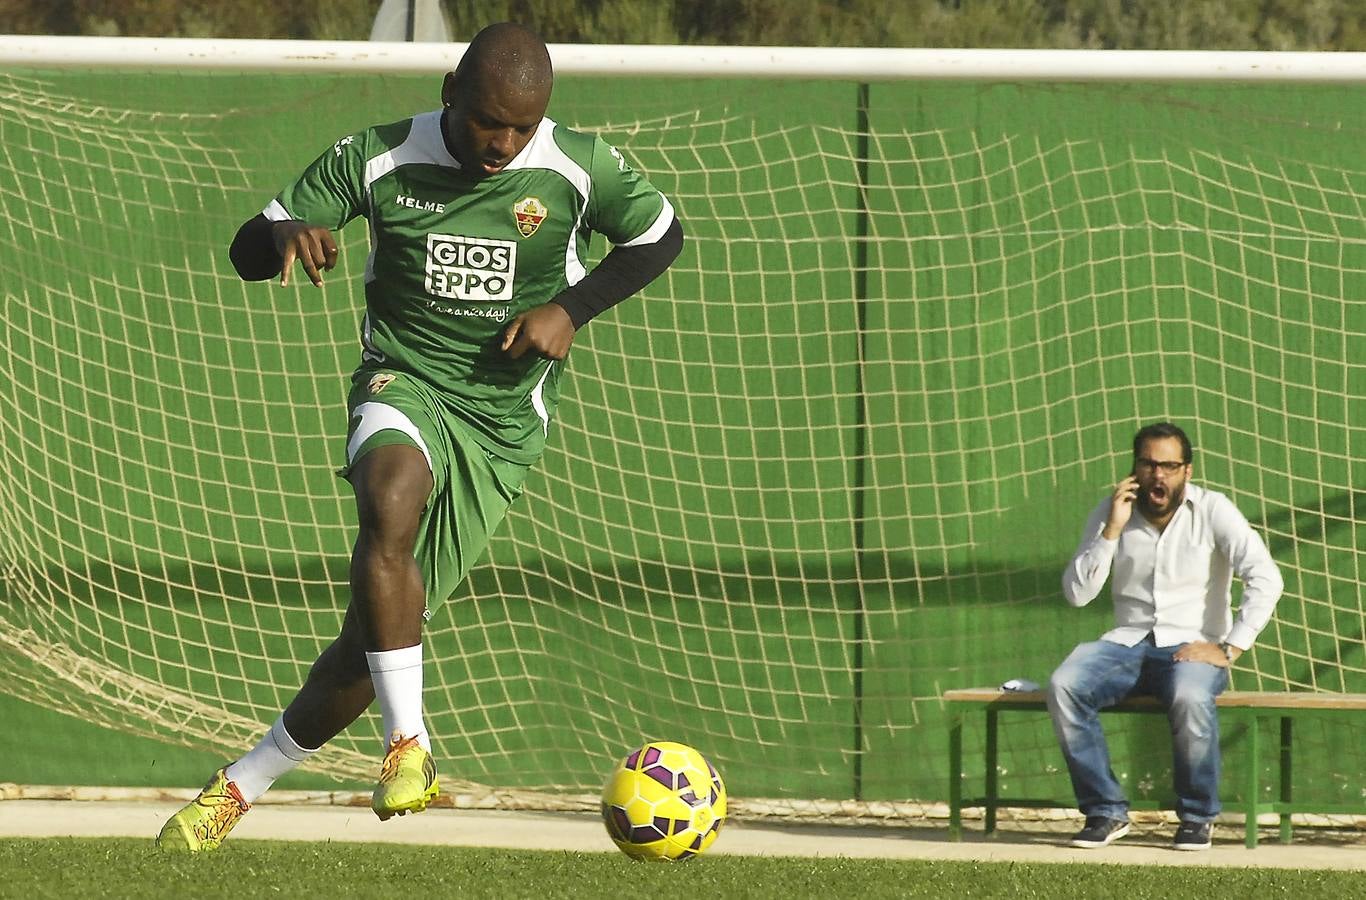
[1174,640,1233,668]
[501,303,576,360]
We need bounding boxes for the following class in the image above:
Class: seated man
[1048,422,1282,851]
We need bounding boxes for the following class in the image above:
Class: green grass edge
[1,837,1359,900]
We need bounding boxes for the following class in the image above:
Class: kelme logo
[513,196,548,238]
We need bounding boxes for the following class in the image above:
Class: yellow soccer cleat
[156,768,250,853]
[372,730,439,821]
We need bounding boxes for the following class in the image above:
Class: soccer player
[1048,422,1283,851]
[157,22,683,852]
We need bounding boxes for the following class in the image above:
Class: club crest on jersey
[367,373,395,394]
[513,196,548,238]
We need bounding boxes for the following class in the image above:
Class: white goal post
[3,35,1366,81]
[3,36,1366,829]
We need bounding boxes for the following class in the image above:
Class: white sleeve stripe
[262,198,292,221]
[620,194,675,247]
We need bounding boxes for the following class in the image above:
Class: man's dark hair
[1132,421,1192,464]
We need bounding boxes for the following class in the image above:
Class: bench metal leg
[1279,715,1293,844]
[985,708,999,835]
[949,712,963,841]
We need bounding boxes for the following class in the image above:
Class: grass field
[2,838,1359,899]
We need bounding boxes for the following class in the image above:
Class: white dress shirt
[1062,482,1283,650]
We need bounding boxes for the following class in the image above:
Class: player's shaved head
[450,22,553,101]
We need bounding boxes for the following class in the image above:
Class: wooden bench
[944,687,1366,847]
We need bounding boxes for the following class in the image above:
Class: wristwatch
[1218,642,1233,662]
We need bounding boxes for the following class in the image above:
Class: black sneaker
[1173,821,1212,850]
[1070,816,1131,848]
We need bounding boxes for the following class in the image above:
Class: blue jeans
[1046,638,1229,823]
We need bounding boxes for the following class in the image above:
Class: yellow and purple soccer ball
[601,740,727,861]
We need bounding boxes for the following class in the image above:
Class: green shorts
[339,369,529,613]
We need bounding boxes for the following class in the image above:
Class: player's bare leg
[158,446,437,850]
[346,444,431,652]
[279,443,433,747]
[340,444,440,819]
[279,606,375,748]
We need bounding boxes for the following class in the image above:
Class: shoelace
[378,734,421,784]
[195,779,249,839]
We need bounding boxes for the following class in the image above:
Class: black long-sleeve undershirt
[551,217,684,329]
[228,214,283,282]
[227,214,684,329]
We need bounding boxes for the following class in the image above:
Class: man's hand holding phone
[1103,475,1139,540]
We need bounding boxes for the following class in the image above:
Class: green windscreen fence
[1,67,1363,822]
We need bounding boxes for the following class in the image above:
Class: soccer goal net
[1,40,1364,826]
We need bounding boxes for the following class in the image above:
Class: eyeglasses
[1135,458,1186,473]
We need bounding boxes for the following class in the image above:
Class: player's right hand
[1102,475,1139,539]
[272,220,339,287]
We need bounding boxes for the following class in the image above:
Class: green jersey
[264,110,674,465]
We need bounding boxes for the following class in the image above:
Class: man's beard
[1138,482,1184,516]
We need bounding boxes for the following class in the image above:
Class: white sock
[224,714,317,803]
[366,644,431,752]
